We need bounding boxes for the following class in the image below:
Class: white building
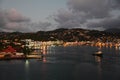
[24,39,42,49]
[23,39,64,49]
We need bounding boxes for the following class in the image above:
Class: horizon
[0,27,120,33]
[0,0,120,32]
[0,27,96,33]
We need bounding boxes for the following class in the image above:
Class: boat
[92,51,103,57]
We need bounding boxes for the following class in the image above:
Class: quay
[0,54,42,60]
[0,45,43,60]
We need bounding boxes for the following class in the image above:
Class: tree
[22,46,31,58]
[0,42,3,51]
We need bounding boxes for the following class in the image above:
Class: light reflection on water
[40,45,120,80]
[25,60,30,80]
[0,45,120,80]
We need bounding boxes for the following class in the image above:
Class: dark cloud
[0,10,6,27]
[54,10,82,28]
[0,9,52,32]
[0,9,31,32]
[87,17,120,29]
[6,9,30,22]
[54,0,120,30]
[31,21,52,31]
[116,0,120,3]
[1,0,120,32]
[67,0,111,18]
[0,0,2,5]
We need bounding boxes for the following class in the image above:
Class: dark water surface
[0,46,120,80]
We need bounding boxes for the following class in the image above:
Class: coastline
[0,54,42,60]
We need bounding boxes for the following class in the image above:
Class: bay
[0,45,120,80]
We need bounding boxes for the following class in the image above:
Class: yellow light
[25,60,29,65]
[43,57,47,63]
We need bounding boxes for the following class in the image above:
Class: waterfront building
[23,39,42,49]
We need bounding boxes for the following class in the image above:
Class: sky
[0,0,120,32]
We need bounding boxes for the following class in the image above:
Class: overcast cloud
[0,9,52,32]
[1,0,120,32]
[54,0,120,30]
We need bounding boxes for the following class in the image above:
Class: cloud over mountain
[54,0,120,30]
[1,0,120,32]
[0,8,31,32]
[0,8,52,32]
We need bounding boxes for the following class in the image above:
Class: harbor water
[0,45,120,80]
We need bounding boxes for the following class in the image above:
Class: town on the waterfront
[1,0,120,80]
[0,28,120,60]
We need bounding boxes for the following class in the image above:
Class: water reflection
[97,59,102,80]
[93,45,120,80]
[41,45,47,55]
[94,47,103,63]
[1,45,120,80]
[43,57,47,63]
[94,47,103,80]
[95,56,102,63]
[40,45,56,63]
[25,60,30,80]
[25,60,29,68]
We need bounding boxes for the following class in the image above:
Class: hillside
[0,28,120,42]
[104,28,120,33]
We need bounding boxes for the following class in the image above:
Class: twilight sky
[0,0,120,32]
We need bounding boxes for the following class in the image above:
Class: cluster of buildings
[23,39,64,49]
[1,38,120,56]
[0,39,64,59]
[0,46,24,59]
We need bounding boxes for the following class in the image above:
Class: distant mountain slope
[104,28,120,33]
[0,28,120,41]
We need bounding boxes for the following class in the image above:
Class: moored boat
[92,51,103,57]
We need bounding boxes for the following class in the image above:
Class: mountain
[0,28,120,42]
[104,28,120,33]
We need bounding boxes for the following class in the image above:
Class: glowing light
[25,60,29,65]
[43,57,47,63]
[95,56,101,63]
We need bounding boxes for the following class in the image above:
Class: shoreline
[0,54,43,60]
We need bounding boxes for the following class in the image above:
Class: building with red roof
[2,46,16,53]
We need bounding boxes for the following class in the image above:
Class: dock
[0,54,42,60]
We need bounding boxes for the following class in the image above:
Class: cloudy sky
[0,0,120,32]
